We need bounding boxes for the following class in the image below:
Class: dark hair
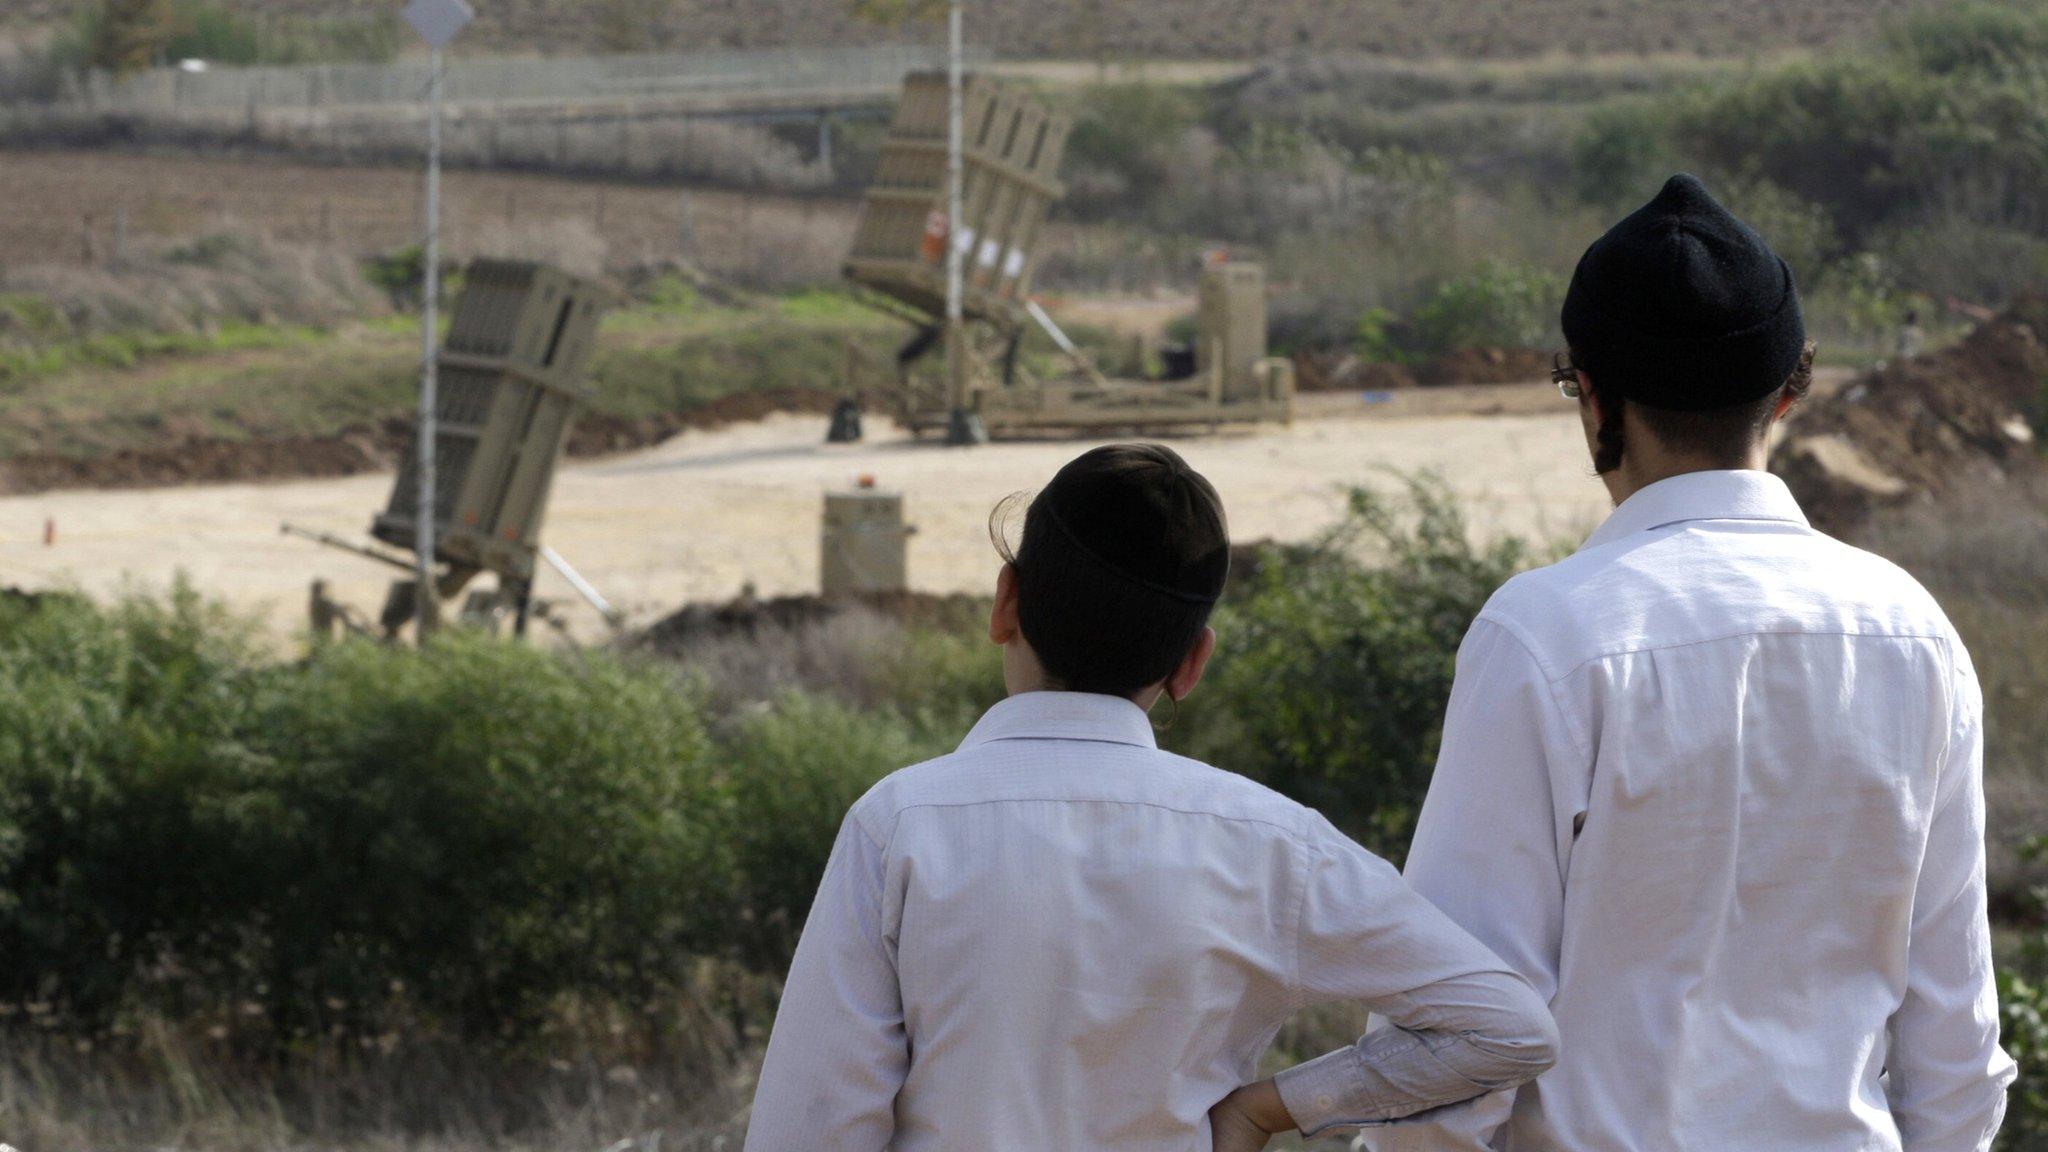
[991,444,1230,697]
[1581,340,1817,474]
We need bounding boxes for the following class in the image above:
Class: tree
[88,0,178,73]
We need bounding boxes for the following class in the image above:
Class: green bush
[1063,83,1204,219]
[1409,260,1563,356]
[1174,479,1533,859]
[248,632,719,1034]
[1663,4,2048,243]
[0,585,276,1025]
[2007,953,2048,1150]
[717,694,948,968]
[0,592,723,1036]
[1571,103,1675,209]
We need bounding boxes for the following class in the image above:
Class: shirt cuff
[1276,1046,1384,1138]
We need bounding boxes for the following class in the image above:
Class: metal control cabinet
[373,259,611,581]
[1200,262,1271,404]
[821,490,911,597]
[845,71,1070,326]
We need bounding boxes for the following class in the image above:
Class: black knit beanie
[1560,173,1806,412]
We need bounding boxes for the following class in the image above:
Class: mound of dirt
[633,542,1285,657]
[1292,352,1416,393]
[1772,296,2048,534]
[1412,347,1553,387]
[0,431,396,495]
[567,388,840,456]
[633,590,988,656]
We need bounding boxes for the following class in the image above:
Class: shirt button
[1317,1094,1335,1111]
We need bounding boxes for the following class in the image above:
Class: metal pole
[942,0,983,445]
[416,47,444,637]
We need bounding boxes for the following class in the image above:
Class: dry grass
[0,113,838,196]
[0,1024,762,1152]
[2,228,385,341]
[0,149,859,283]
[1858,481,2048,912]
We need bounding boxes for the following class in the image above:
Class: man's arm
[1266,813,1560,1139]
[1237,612,1580,1146]
[1886,652,2018,1152]
[742,810,907,1152]
[1354,616,1579,1152]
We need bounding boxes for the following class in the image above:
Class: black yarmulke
[1037,444,1229,604]
[1561,173,1807,412]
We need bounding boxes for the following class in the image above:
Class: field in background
[0,150,857,283]
[2,0,1955,58]
[0,5,2042,1148]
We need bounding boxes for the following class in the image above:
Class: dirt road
[0,392,1612,643]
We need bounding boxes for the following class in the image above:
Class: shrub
[2004,965,2048,1151]
[2002,836,2048,1152]
[1873,218,2048,308]
[0,584,275,1027]
[1571,103,1674,209]
[1063,84,1205,220]
[1410,260,1563,357]
[1664,4,2048,242]
[248,633,720,1034]
[1175,478,1534,859]
[716,694,947,968]
[0,593,724,1037]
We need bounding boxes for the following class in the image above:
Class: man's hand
[1209,1078,1295,1152]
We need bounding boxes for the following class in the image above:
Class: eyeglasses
[1551,352,1583,400]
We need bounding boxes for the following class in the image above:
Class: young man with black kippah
[1340,175,2018,1151]
[743,444,1557,1152]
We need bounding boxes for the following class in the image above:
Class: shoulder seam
[1489,623,1953,684]
[884,795,1303,836]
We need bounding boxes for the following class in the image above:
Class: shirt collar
[1581,469,1809,552]
[961,691,1159,752]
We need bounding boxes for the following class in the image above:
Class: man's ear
[1771,387,1801,422]
[1164,625,1218,703]
[990,563,1021,646]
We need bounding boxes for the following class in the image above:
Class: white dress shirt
[1365,470,2017,1152]
[743,691,1557,1151]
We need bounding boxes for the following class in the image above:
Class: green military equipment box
[840,74,1292,440]
[373,259,611,582]
[845,70,1070,329]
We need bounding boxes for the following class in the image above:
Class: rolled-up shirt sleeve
[1274,810,1559,1137]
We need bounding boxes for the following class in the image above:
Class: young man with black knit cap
[743,444,1558,1151]
[1336,175,2018,1151]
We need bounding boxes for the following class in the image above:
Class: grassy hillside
[7,0,1953,60]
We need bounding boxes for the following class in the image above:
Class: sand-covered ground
[0,390,1614,643]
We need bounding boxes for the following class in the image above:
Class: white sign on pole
[404,0,475,50]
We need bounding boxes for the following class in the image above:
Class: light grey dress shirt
[743,691,1557,1151]
[1363,470,2018,1152]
